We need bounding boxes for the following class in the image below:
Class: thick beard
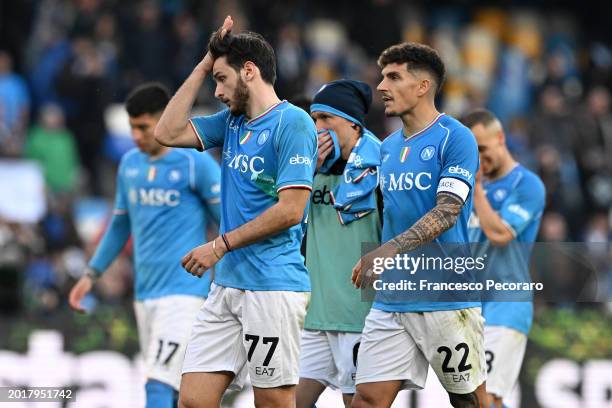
[230,78,249,116]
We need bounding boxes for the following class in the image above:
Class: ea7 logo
[289,154,312,166]
[387,172,432,191]
[255,366,276,376]
[137,188,180,207]
[449,165,473,180]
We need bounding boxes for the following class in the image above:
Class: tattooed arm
[351,192,464,288]
[352,192,465,288]
[389,192,464,252]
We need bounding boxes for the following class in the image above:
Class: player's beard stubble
[229,77,249,116]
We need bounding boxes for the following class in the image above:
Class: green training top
[304,172,381,332]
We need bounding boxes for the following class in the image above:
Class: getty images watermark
[370,252,544,292]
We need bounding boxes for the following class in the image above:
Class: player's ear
[497,129,506,145]
[242,61,257,82]
[418,78,430,97]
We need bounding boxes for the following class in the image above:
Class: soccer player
[463,109,545,408]
[68,83,221,408]
[351,43,487,408]
[296,80,382,408]
[153,17,317,408]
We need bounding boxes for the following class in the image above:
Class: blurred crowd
[0,0,610,316]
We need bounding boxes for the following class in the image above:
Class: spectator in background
[70,0,105,38]
[578,86,612,212]
[170,12,204,89]
[530,86,584,238]
[55,36,110,195]
[122,0,172,87]
[93,12,121,97]
[24,104,80,194]
[0,50,31,156]
[275,23,308,98]
[0,219,44,313]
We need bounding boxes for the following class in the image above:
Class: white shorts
[484,325,527,399]
[134,294,205,390]
[356,308,486,394]
[299,330,362,394]
[182,284,309,389]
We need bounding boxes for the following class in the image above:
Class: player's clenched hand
[182,238,226,278]
[69,275,94,313]
[316,131,334,171]
[199,15,234,73]
[351,243,398,289]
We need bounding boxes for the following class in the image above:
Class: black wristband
[221,233,232,252]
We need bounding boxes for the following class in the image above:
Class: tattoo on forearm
[391,192,464,253]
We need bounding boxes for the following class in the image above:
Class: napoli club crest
[493,189,507,202]
[257,129,271,146]
[420,145,436,161]
[168,169,181,183]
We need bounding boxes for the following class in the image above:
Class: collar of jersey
[246,100,287,126]
[146,148,173,162]
[402,112,445,141]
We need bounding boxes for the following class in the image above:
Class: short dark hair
[378,42,446,93]
[125,83,170,117]
[208,31,277,85]
[461,108,499,128]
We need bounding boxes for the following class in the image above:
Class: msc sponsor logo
[130,188,180,207]
[385,172,432,191]
[226,153,265,177]
[448,165,473,180]
[289,154,312,166]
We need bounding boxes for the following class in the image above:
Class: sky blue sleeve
[189,109,231,151]
[499,174,545,237]
[88,163,131,275]
[275,109,318,192]
[437,126,479,203]
[193,152,221,224]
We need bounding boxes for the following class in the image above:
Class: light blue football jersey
[374,113,480,312]
[190,101,317,291]
[89,148,221,301]
[468,164,545,334]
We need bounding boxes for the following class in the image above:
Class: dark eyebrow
[213,71,223,80]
